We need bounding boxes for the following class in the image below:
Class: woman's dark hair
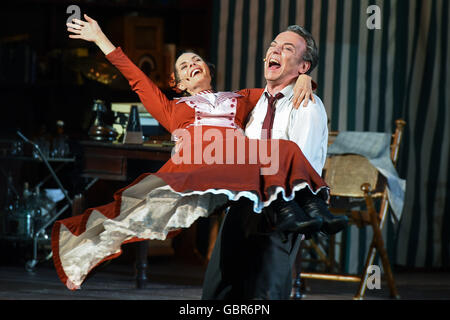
[172,50,216,96]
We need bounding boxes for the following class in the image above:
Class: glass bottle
[51,120,70,158]
[15,182,35,238]
[34,187,55,232]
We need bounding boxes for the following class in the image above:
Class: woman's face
[175,53,212,95]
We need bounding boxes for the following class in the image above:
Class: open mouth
[190,68,202,77]
[268,57,281,70]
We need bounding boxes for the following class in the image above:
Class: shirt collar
[263,83,295,102]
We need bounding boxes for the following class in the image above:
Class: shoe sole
[321,219,349,235]
[295,220,323,235]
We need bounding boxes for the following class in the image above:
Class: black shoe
[271,199,323,237]
[300,194,348,235]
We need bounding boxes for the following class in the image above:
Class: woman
[53,14,330,290]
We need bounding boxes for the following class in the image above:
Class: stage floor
[1,256,450,300]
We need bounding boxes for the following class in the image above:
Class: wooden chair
[293,119,406,300]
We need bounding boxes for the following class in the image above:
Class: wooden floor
[1,254,450,300]
[0,256,205,300]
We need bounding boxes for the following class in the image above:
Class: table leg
[135,240,149,289]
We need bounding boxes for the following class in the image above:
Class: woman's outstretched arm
[66,14,173,131]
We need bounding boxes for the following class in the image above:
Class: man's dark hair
[285,25,319,75]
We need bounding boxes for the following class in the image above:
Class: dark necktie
[261,92,284,139]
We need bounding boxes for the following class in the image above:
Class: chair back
[325,154,379,198]
[323,119,406,200]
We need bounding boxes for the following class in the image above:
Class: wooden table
[79,140,172,181]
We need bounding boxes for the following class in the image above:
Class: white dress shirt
[245,83,329,175]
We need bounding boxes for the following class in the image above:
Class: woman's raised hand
[66,14,116,55]
[66,14,102,42]
[292,74,316,109]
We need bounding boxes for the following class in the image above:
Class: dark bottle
[88,99,118,142]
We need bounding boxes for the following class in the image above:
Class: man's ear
[298,61,311,75]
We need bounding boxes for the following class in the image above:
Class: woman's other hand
[292,74,316,109]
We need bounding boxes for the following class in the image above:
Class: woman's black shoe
[271,199,323,236]
[300,195,348,235]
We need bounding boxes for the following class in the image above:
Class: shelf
[0,156,76,163]
[0,234,51,244]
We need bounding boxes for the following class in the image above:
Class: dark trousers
[202,198,302,300]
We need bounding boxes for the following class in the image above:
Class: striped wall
[210,0,450,270]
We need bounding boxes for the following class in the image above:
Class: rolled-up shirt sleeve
[288,95,329,176]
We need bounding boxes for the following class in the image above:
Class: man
[202,25,347,300]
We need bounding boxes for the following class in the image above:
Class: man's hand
[292,74,316,109]
[66,14,116,55]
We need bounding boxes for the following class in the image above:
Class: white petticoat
[58,180,325,289]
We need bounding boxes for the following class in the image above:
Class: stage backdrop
[210,0,449,271]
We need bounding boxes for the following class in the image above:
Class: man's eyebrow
[270,40,296,47]
[178,55,200,66]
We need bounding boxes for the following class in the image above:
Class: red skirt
[52,126,328,290]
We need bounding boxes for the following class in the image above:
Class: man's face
[264,31,310,86]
